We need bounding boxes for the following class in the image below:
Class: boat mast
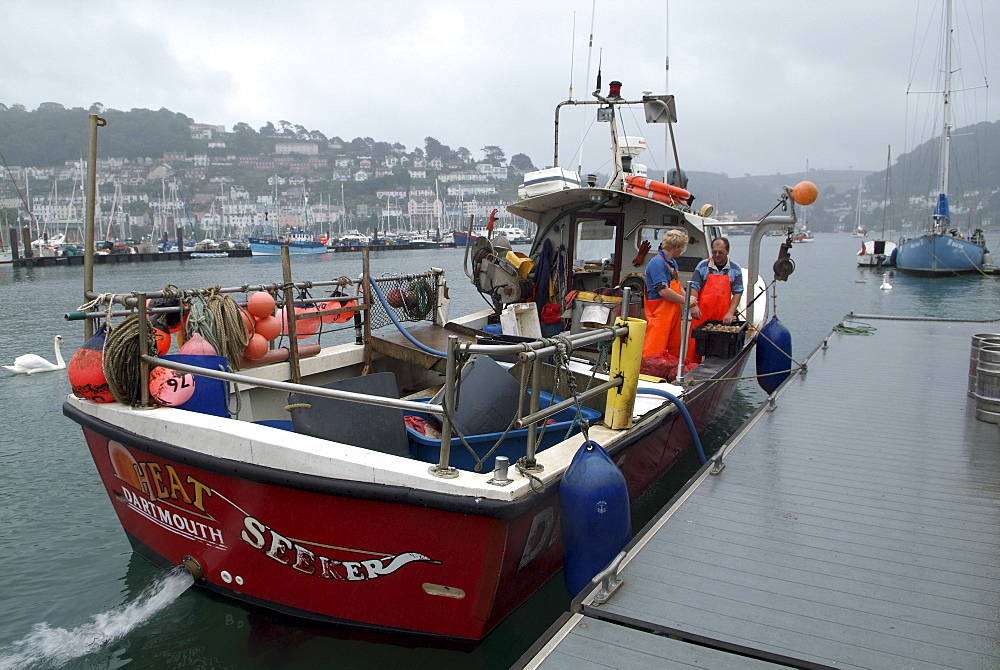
[664,0,670,181]
[936,0,953,231]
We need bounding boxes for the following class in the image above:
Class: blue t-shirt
[691,258,744,294]
[644,250,679,300]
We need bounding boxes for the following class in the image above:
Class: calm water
[0,234,997,669]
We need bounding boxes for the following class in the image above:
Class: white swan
[4,335,66,374]
[879,273,893,291]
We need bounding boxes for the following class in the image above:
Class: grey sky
[4,0,997,176]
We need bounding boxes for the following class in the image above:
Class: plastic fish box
[692,320,747,358]
[406,391,601,471]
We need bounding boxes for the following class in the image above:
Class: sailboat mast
[939,0,953,200]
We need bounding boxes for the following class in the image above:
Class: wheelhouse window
[637,225,687,252]
[574,218,616,264]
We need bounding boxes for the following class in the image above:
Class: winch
[470,234,534,313]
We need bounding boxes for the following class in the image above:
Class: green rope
[185,287,250,369]
[833,321,878,336]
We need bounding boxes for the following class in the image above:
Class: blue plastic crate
[405,391,601,471]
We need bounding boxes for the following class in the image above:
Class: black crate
[692,320,747,358]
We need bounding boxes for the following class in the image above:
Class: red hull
[67,349,748,639]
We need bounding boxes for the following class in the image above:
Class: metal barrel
[969,333,1000,397]
[974,344,1000,424]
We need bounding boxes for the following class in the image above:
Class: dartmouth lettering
[121,487,226,549]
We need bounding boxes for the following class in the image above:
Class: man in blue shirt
[690,236,743,326]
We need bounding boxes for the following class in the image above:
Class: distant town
[1,118,540,246]
[2,102,998,249]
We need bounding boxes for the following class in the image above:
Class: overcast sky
[4,0,997,177]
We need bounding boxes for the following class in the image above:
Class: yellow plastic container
[505,250,534,279]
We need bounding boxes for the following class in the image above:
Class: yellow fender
[605,316,646,430]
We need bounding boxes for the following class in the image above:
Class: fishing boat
[62,87,813,641]
[895,0,991,275]
[405,232,441,249]
[249,229,327,256]
[450,229,484,247]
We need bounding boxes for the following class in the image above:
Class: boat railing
[129,321,631,481]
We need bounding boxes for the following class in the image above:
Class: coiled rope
[833,321,878,336]
[103,313,157,406]
[185,287,250,369]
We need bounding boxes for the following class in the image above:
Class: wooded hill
[2,102,999,233]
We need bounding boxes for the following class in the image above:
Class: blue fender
[559,440,632,596]
[756,315,793,394]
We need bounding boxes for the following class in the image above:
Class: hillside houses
[0,117,533,240]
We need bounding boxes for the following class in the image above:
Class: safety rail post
[83,114,105,339]
[746,193,797,326]
[520,354,545,472]
[605,316,645,430]
[137,293,152,407]
[279,247,302,383]
[362,245,373,371]
[429,335,459,478]
[678,281,694,383]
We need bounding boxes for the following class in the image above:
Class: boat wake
[0,567,193,670]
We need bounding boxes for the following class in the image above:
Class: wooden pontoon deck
[521,315,1000,669]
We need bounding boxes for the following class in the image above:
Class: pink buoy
[178,333,218,355]
[149,366,196,406]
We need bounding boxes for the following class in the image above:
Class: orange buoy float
[149,366,196,406]
[243,333,270,360]
[790,181,818,206]
[254,315,281,341]
[153,327,171,355]
[247,291,276,318]
[67,327,114,403]
[279,306,321,338]
[318,298,356,324]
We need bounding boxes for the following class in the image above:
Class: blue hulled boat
[896,0,990,276]
[895,194,986,275]
[249,230,327,256]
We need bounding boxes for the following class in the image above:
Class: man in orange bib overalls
[687,236,744,362]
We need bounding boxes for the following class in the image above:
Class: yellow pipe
[605,317,646,429]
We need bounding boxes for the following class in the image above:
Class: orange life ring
[625,175,691,202]
[625,184,686,206]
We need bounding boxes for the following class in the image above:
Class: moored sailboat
[858,147,897,267]
[895,0,990,275]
